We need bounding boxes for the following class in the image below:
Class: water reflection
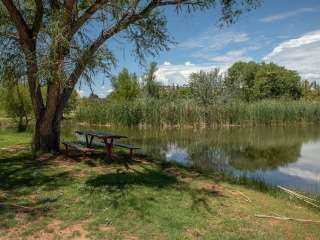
[62,123,320,193]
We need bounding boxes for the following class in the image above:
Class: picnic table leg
[105,138,113,159]
[85,135,89,147]
[107,143,112,159]
[129,149,133,159]
[89,136,94,147]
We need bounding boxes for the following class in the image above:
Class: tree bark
[33,109,62,153]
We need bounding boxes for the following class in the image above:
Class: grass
[77,99,320,127]
[1,131,320,239]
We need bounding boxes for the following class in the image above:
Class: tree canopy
[189,69,223,106]
[225,61,303,101]
[109,68,140,101]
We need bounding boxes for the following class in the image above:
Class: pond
[61,123,320,194]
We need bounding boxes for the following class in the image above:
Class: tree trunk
[33,110,62,153]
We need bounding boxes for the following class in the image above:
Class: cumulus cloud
[179,29,249,50]
[260,8,316,23]
[264,30,320,82]
[155,62,221,86]
[156,48,255,86]
[202,49,253,65]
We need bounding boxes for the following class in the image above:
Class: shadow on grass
[0,151,74,225]
[86,168,178,190]
[0,152,72,193]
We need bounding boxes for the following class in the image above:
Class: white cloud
[205,49,253,65]
[163,61,171,65]
[106,88,114,95]
[179,29,249,50]
[184,61,194,66]
[156,48,255,86]
[77,89,87,97]
[260,8,316,23]
[155,62,221,86]
[264,30,320,82]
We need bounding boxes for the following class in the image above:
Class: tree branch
[64,0,76,25]
[1,0,45,117]
[0,31,18,40]
[59,0,207,107]
[70,0,107,38]
[1,0,32,48]
[32,0,44,37]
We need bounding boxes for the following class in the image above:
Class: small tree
[63,90,79,115]
[225,61,259,101]
[1,71,32,131]
[189,69,223,106]
[143,62,160,99]
[110,68,140,101]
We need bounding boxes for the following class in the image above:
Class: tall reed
[76,99,320,127]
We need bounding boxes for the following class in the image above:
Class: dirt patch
[99,225,115,233]
[186,228,203,238]
[29,219,90,240]
[195,181,225,195]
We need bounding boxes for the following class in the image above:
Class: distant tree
[1,68,32,131]
[64,91,79,115]
[189,69,223,106]
[253,63,302,100]
[89,93,100,100]
[301,80,320,101]
[226,62,302,101]
[110,68,140,101]
[143,62,160,98]
[225,61,259,101]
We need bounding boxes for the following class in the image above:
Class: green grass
[0,128,31,148]
[77,99,320,127]
[1,131,320,239]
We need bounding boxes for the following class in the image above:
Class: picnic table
[75,130,127,158]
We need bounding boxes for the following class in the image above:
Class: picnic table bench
[63,141,96,156]
[113,143,141,159]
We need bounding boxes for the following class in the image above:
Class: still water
[63,124,320,193]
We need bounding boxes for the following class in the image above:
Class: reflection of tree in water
[183,142,302,173]
[225,144,301,171]
[187,144,231,174]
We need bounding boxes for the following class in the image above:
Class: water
[63,124,320,193]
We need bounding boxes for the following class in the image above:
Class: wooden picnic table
[75,130,127,158]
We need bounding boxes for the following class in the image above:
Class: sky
[78,0,320,97]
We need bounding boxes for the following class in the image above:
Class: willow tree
[0,0,260,153]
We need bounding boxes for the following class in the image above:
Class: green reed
[76,99,320,127]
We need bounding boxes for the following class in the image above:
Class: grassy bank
[1,131,320,239]
[77,99,320,127]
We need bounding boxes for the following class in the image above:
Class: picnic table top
[75,130,127,139]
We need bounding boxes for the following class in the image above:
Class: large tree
[0,0,260,153]
[226,61,302,101]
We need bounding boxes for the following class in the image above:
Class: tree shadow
[86,168,178,190]
[0,151,73,223]
[0,152,72,193]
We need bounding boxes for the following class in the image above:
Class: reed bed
[76,99,320,127]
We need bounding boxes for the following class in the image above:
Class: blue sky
[78,0,320,97]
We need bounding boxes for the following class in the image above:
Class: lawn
[1,131,320,239]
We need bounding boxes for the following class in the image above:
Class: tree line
[97,61,320,105]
